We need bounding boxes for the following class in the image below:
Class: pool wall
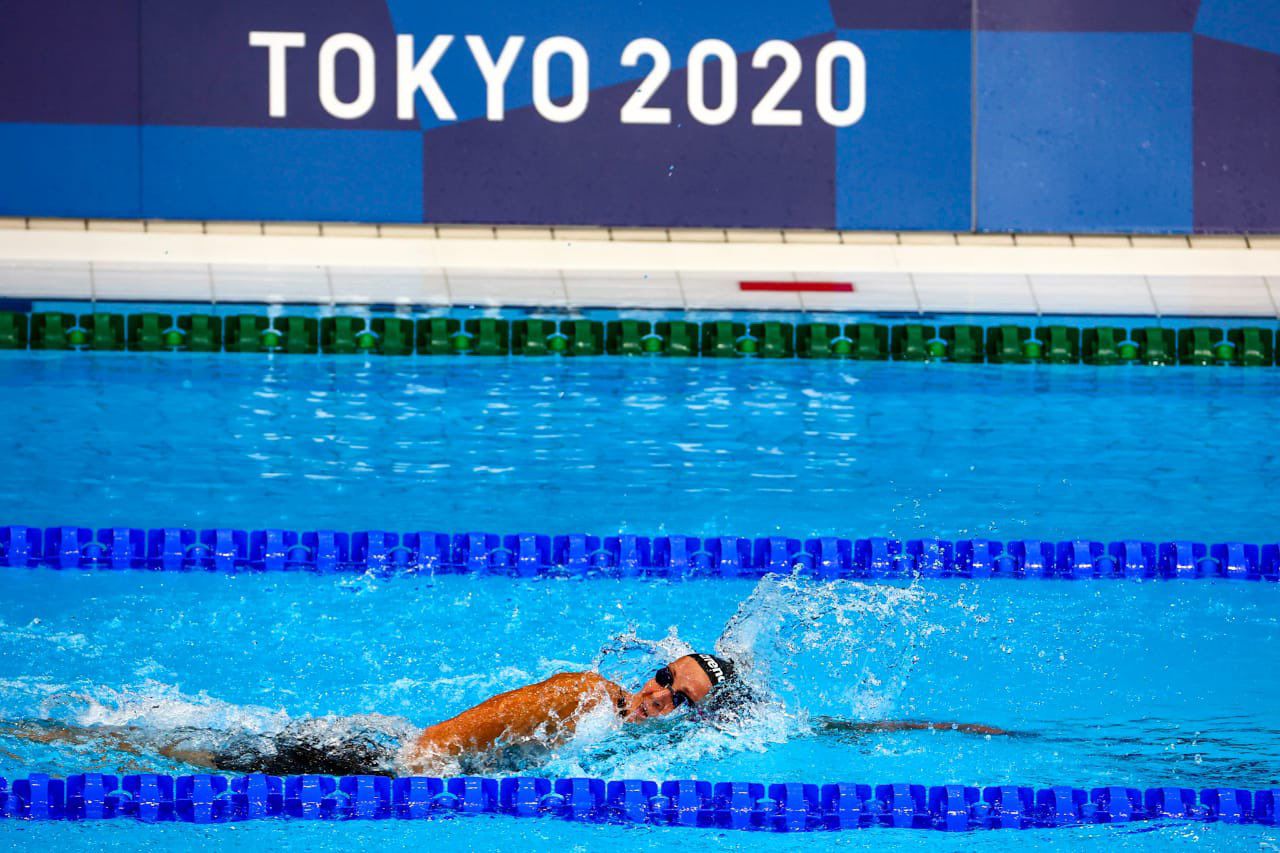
[1,221,1278,316]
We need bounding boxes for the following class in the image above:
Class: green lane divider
[259,316,315,354]
[606,319,649,355]
[702,321,742,357]
[657,320,699,356]
[986,324,1029,364]
[128,313,172,351]
[82,313,124,350]
[564,319,604,356]
[418,317,458,354]
[941,325,982,363]
[1230,327,1273,366]
[796,322,840,358]
[890,323,934,361]
[847,323,888,360]
[512,318,553,355]
[4,311,1278,367]
[465,318,508,355]
[31,312,74,350]
[1178,327,1217,366]
[1083,327,1125,365]
[370,317,412,355]
[1021,333,1040,362]
[752,322,793,358]
[0,311,28,349]
[1135,327,1176,366]
[1039,325,1080,364]
[226,314,267,352]
[179,314,221,352]
[321,316,364,354]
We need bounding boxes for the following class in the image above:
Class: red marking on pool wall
[739,281,855,293]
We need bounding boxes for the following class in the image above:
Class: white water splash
[716,571,941,719]
[550,571,948,779]
[40,679,290,734]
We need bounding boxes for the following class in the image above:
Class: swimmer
[9,652,1008,775]
[403,652,740,773]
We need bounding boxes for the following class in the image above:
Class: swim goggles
[654,666,692,708]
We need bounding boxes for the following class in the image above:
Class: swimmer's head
[624,653,737,722]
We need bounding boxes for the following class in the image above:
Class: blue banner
[0,0,1277,232]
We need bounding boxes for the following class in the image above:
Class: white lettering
[397,34,456,121]
[465,35,525,121]
[318,33,376,120]
[752,40,802,127]
[815,40,866,127]
[249,30,306,118]
[619,38,671,125]
[252,30,869,128]
[687,39,737,126]
[532,36,589,123]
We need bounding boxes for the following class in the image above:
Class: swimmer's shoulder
[541,671,626,702]
[543,670,618,690]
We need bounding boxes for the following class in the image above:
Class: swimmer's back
[412,671,622,764]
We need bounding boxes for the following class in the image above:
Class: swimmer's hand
[3,720,149,754]
[815,717,1016,737]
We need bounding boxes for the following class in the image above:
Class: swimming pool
[1,308,1278,848]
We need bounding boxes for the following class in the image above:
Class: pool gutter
[0,218,1278,317]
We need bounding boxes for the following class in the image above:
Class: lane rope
[3,311,1277,366]
[1,773,1275,830]
[3,526,1277,579]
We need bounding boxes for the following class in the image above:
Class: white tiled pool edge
[1,218,1278,317]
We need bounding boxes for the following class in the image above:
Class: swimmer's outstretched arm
[3,720,219,767]
[5,720,143,752]
[815,718,1015,736]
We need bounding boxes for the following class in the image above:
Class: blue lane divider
[1,525,1277,580]
[2,773,1277,830]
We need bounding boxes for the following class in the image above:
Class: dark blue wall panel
[0,0,140,125]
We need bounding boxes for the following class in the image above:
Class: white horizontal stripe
[0,221,1274,316]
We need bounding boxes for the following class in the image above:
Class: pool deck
[0,218,1278,317]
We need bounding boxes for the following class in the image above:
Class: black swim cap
[689,653,735,688]
[687,654,758,722]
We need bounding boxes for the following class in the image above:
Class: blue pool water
[1,345,1278,848]
[2,352,1278,540]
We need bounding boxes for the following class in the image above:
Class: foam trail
[0,572,952,780]
[40,680,288,734]
[7,681,411,771]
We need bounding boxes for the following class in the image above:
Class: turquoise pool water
[0,342,1277,848]
[2,352,1278,540]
